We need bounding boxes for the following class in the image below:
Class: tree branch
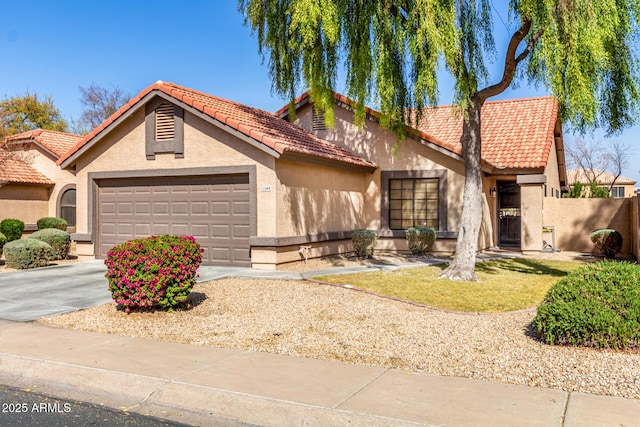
[477,19,543,103]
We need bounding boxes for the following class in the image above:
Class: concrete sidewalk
[1,320,638,426]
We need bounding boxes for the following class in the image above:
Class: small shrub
[104,235,203,313]
[28,228,71,260]
[0,218,25,242]
[4,239,52,269]
[352,230,377,258]
[406,227,437,255]
[590,229,623,258]
[37,217,68,231]
[534,261,640,350]
[0,232,6,258]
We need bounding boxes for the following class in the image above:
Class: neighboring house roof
[58,81,377,172]
[0,157,54,185]
[3,129,83,159]
[278,93,563,172]
[566,169,636,185]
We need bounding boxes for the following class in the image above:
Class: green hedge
[0,232,6,258]
[0,218,24,242]
[4,239,52,269]
[28,229,71,260]
[105,235,203,313]
[406,227,437,255]
[534,261,640,350]
[37,217,68,231]
[352,230,377,258]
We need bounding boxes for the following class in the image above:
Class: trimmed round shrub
[590,229,623,258]
[28,228,71,260]
[37,217,68,231]
[4,239,52,269]
[0,232,6,258]
[406,226,437,255]
[0,218,25,242]
[534,261,640,350]
[352,229,377,258]
[105,235,203,313]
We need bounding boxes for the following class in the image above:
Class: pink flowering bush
[105,235,203,313]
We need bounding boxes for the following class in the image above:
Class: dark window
[611,186,625,198]
[60,189,76,227]
[389,178,439,229]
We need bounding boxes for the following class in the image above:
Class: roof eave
[279,150,377,174]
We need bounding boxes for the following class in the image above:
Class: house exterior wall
[543,139,562,198]
[71,107,278,261]
[543,198,633,255]
[291,102,495,253]
[568,182,636,198]
[0,184,49,224]
[27,145,77,219]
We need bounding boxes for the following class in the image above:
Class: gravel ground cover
[37,251,640,400]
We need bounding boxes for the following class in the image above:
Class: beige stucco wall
[520,184,544,252]
[543,139,562,198]
[0,184,49,223]
[275,160,368,236]
[290,103,496,253]
[71,107,279,260]
[28,146,77,218]
[543,197,633,255]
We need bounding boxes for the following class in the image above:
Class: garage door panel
[171,202,188,215]
[152,223,170,235]
[99,174,250,266]
[135,224,151,235]
[191,202,209,215]
[211,201,230,215]
[152,202,169,215]
[118,203,133,215]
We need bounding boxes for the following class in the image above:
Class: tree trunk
[439,97,484,281]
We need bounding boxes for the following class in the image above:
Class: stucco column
[517,175,546,253]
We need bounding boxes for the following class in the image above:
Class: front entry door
[498,182,521,247]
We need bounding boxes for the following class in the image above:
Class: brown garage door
[98,174,250,266]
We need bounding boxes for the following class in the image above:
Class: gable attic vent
[155,102,175,141]
[312,107,328,132]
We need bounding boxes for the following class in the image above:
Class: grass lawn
[313,258,585,312]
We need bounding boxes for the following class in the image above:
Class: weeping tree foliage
[239,0,640,281]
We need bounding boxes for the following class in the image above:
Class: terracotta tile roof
[4,129,83,159]
[415,97,559,169]
[58,81,376,171]
[566,169,636,185]
[276,92,459,157]
[0,155,54,185]
[278,93,559,170]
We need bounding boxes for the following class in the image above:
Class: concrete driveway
[0,261,111,322]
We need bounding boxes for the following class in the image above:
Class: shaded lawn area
[313,258,585,312]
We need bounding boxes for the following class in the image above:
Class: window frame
[380,170,448,234]
[57,186,76,227]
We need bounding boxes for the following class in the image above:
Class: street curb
[0,353,429,427]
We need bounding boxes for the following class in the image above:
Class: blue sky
[1,1,638,183]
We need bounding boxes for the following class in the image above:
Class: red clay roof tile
[415,97,559,169]
[566,169,636,185]
[0,156,54,185]
[3,129,83,159]
[279,93,559,170]
[58,82,376,170]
